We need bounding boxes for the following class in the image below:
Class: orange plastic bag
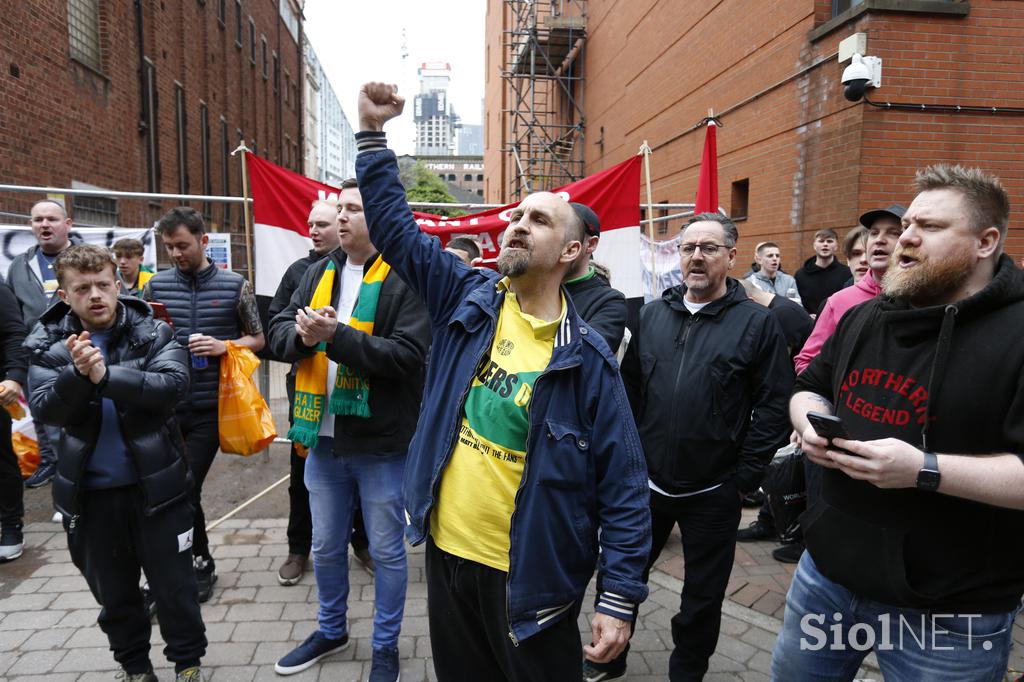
[218,341,277,456]
[8,400,39,478]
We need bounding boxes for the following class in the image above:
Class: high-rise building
[414,62,459,156]
[457,124,484,156]
[303,45,356,185]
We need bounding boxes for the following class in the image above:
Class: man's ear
[57,288,68,304]
[200,233,210,248]
[560,239,583,264]
[976,226,1001,260]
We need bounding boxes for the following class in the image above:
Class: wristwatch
[916,451,941,492]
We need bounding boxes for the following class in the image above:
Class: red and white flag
[248,153,644,298]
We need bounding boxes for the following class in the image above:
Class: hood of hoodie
[800,255,844,275]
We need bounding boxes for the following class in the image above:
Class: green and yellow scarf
[287,257,391,448]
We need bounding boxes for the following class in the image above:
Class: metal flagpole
[231,142,255,288]
[639,141,656,295]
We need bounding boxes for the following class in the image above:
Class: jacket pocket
[535,420,591,491]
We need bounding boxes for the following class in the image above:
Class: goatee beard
[497,249,530,277]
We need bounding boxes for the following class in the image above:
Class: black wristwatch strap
[916,451,941,492]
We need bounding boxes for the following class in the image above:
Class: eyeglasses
[679,242,731,257]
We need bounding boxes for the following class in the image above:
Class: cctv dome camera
[841,54,882,102]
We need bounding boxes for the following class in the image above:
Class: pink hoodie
[793,273,882,374]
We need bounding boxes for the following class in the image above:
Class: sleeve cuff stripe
[597,602,634,616]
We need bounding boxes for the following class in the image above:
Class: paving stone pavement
[2,509,1024,681]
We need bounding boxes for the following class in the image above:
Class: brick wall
[483,0,1024,267]
[0,0,303,273]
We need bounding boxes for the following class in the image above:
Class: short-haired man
[0,277,29,562]
[269,180,430,681]
[112,238,153,298]
[842,225,870,285]
[144,207,265,602]
[793,205,905,375]
[773,166,1024,680]
[267,196,374,586]
[609,213,792,681]
[356,82,651,682]
[27,245,205,681]
[562,203,628,353]
[749,241,801,305]
[10,199,81,488]
[794,229,852,316]
[444,236,481,266]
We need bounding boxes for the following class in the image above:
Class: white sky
[303,0,486,156]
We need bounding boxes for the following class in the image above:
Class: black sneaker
[736,519,775,542]
[141,583,157,620]
[195,556,217,603]
[368,646,400,682]
[742,489,765,507]
[772,543,805,564]
[25,461,56,488]
[582,656,627,682]
[0,524,24,563]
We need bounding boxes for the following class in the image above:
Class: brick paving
[2,507,1023,680]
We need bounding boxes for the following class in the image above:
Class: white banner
[0,226,157,279]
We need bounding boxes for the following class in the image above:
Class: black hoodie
[621,278,793,495]
[564,268,627,353]
[796,254,1024,612]
[794,256,851,316]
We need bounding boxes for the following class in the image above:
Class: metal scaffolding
[502,0,587,200]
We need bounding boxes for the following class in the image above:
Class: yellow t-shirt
[430,280,565,571]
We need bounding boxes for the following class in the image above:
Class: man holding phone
[774,166,1024,680]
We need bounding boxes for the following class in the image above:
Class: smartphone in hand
[806,411,857,455]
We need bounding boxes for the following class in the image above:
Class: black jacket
[796,254,1024,613]
[0,278,29,390]
[7,237,85,329]
[268,248,431,455]
[621,279,793,495]
[564,269,627,353]
[26,297,192,519]
[794,256,851,316]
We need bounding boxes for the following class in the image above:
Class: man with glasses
[596,213,791,682]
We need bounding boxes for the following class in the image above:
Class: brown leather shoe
[353,547,375,576]
[277,553,307,586]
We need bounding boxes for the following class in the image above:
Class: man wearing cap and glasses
[595,212,792,682]
[562,203,628,354]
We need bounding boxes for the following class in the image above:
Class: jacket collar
[663,277,749,317]
[31,297,156,351]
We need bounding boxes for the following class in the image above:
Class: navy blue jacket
[356,141,651,643]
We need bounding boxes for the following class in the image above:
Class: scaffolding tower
[502,0,587,200]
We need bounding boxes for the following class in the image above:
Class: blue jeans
[771,552,1017,681]
[304,438,407,649]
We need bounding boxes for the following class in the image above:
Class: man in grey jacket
[9,199,80,488]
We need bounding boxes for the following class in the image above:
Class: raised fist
[358,82,406,132]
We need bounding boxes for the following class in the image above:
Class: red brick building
[0,0,304,270]
[485,0,1024,266]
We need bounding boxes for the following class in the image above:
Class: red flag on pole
[694,119,718,214]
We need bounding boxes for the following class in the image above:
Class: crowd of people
[0,81,1022,682]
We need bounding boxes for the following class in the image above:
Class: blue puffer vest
[147,263,243,410]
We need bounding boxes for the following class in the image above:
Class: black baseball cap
[570,202,601,236]
[858,204,907,229]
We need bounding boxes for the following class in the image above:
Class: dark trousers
[286,444,367,556]
[177,410,220,562]
[66,487,207,673]
[649,483,743,681]
[425,536,582,682]
[0,414,22,528]
[34,417,58,466]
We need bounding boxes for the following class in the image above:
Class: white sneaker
[52,511,63,523]
[0,529,23,562]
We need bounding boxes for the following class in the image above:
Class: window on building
[72,195,118,227]
[221,117,231,226]
[261,37,268,79]
[476,189,483,196]
[832,0,864,16]
[175,83,188,193]
[464,174,472,182]
[142,58,159,192]
[234,1,242,47]
[272,51,279,93]
[200,102,211,219]
[447,174,455,181]
[284,69,290,107]
[217,0,225,27]
[477,174,483,182]
[249,18,256,64]
[655,200,670,237]
[67,0,102,72]
[731,179,749,220]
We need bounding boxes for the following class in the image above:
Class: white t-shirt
[319,260,366,438]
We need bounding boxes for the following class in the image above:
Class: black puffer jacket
[621,279,793,495]
[26,297,192,519]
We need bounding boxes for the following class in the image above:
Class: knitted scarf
[287,257,390,448]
